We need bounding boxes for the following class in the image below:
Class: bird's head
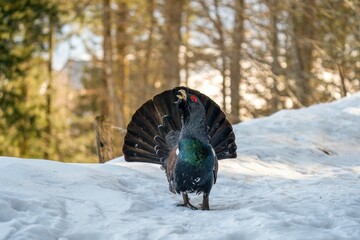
[175,89,205,124]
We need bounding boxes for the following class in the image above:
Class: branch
[336,63,347,97]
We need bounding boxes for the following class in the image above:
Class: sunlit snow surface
[1,93,360,240]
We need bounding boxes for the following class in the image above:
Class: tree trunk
[19,76,28,157]
[102,0,116,121]
[230,0,245,123]
[162,0,184,91]
[114,0,127,128]
[290,0,315,107]
[200,0,229,112]
[269,0,281,113]
[183,3,190,87]
[143,0,156,98]
[45,16,54,159]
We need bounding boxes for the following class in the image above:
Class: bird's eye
[190,95,198,102]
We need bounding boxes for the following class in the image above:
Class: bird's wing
[165,147,178,193]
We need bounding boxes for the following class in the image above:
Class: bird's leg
[177,192,198,210]
[201,193,210,210]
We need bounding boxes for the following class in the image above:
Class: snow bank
[1,93,360,240]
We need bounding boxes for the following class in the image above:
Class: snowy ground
[1,93,360,240]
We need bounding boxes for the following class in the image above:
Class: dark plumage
[123,87,237,210]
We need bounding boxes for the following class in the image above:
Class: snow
[1,94,360,240]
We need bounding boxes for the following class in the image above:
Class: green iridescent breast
[178,138,212,166]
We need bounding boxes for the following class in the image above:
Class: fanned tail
[123,87,237,165]
[187,88,237,160]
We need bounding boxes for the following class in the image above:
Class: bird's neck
[180,117,209,144]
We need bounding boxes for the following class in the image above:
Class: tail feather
[207,113,225,137]
[213,132,237,159]
[165,130,180,149]
[124,132,157,161]
[158,125,168,138]
[124,95,178,165]
[153,90,182,130]
[162,115,178,134]
[211,124,233,147]
[123,87,237,165]
[154,135,167,149]
[122,147,160,164]
[127,121,156,150]
[136,101,163,133]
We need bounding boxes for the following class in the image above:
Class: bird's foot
[177,202,199,210]
[201,193,210,210]
[199,203,210,211]
[177,192,199,210]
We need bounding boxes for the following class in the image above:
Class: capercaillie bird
[123,87,237,210]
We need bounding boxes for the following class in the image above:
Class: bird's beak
[176,89,187,101]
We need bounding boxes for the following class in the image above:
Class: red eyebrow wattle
[190,95,198,102]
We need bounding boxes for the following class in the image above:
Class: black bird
[123,87,237,210]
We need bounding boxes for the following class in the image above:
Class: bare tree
[143,0,156,98]
[102,0,116,120]
[288,0,316,107]
[114,0,127,128]
[268,0,282,112]
[45,15,54,159]
[161,0,185,91]
[199,0,229,111]
[229,0,245,123]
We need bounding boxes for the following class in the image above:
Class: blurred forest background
[0,0,359,162]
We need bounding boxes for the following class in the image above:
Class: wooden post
[95,115,114,163]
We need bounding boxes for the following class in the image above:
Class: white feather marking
[211,148,216,157]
